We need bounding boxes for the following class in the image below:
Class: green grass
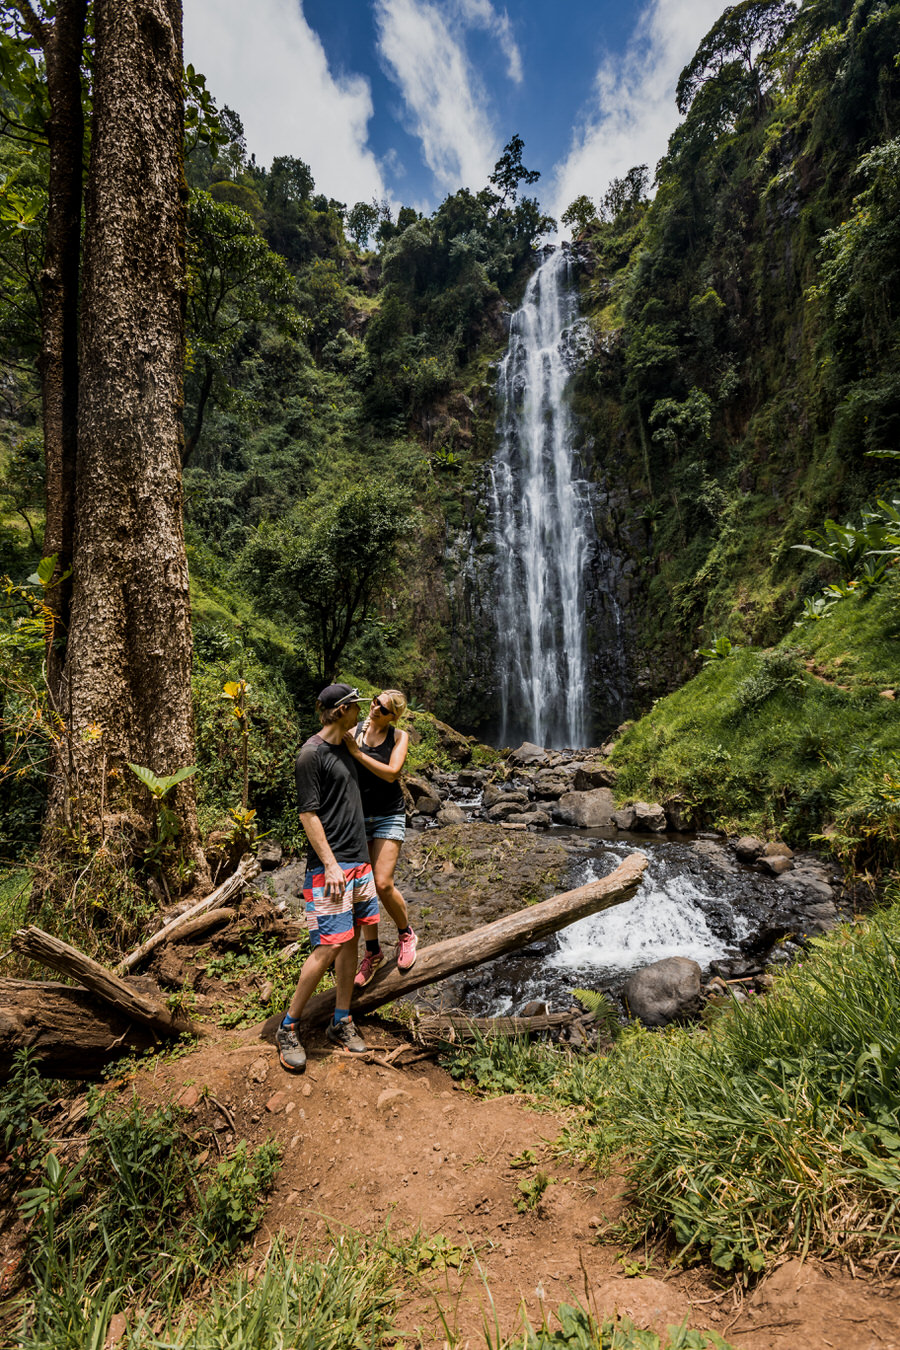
[0,867,31,952]
[443,892,900,1276]
[611,571,900,850]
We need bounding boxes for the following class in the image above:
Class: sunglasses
[370,698,389,715]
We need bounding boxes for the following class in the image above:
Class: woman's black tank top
[353,725,404,816]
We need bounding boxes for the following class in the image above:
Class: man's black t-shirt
[295,733,369,871]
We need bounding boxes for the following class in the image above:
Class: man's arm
[300,812,346,899]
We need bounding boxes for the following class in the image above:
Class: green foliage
[515,1169,554,1212]
[448,895,900,1274]
[241,480,414,680]
[197,1139,281,1253]
[696,635,734,663]
[521,1307,736,1350]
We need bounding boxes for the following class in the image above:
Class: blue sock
[333,1008,350,1024]
[282,1012,298,1028]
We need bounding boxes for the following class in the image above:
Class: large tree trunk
[37,0,88,704]
[42,0,207,882]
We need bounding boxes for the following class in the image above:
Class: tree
[345,200,380,251]
[3,1,87,700]
[184,189,301,464]
[242,483,413,681]
[561,194,598,237]
[488,132,540,209]
[40,0,208,885]
[676,0,796,120]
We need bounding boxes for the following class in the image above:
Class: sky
[183,0,732,226]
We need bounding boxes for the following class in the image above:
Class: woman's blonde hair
[379,689,407,722]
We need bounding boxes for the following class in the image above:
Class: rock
[406,776,440,804]
[798,900,839,935]
[488,799,533,822]
[520,1000,549,1017]
[505,810,551,828]
[778,870,833,903]
[532,770,573,798]
[415,793,442,817]
[431,718,472,766]
[436,802,467,826]
[456,770,487,788]
[632,801,667,833]
[612,806,636,830]
[759,854,792,876]
[552,788,615,827]
[734,836,764,863]
[623,957,704,1027]
[763,840,793,858]
[256,838,283,869]
[600,742,616,756]
[482,782,503,809]
[574,762,617,790]
[509,742,549,767]
[265,1092,287,1114]
[663,796,694,832]
[376,1088,410,1111]
[177,1085,200,1110]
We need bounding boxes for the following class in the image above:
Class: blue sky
[183,0,731,226]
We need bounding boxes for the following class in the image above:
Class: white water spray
[491,247,591,748]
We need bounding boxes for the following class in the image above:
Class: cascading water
[491,246,591,749]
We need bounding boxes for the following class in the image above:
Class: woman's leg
[370,837,408,930]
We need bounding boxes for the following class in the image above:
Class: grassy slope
[609,569,900,847]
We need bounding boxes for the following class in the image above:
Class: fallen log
[265,851,648,1033]
[415,1010,579,1042]
[164,907,235,944]
[10,927,195,1037]
[115,856,262,975]
[0,978,157,1077]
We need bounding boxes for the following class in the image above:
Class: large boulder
[509,742,549,767]
[405,775,439,804]
[552,788,615,827]
[488,797,532,822]
[256,838,283,869]
[624,957,704,1027]
[436,802,467,826]
[632,801,667,833]
[432,718,472,765]
[612,805,636,831]
[574,762,617,790]
[532,769,574,798]
[506,810,551,828]
[734,836,765,863]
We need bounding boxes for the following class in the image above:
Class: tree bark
[42,0,208,883]
[36,0,88,704]
[415,1011,579,1041]
[0,978,157,1077]
[270,852,648,1032]
[10,926,196,1036]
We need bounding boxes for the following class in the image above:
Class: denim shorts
[364,812,406,843]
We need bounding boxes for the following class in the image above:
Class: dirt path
[132,1019,900,1349]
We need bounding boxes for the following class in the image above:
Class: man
[276,683,379,1073]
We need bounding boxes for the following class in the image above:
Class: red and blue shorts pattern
[303,862,379,946]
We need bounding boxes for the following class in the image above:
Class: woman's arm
[342,729,409,783]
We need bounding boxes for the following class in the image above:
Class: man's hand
[323,860,347,900]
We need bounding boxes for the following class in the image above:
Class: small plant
[220,678,251,811]
[127,762,198,878]
[571,988,620,1041]
[696,635,733,663]
[197,1139,281,1254]
[0,1048,50,1184]
[516,1170,553,1212]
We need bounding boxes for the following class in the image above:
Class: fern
[571,988,620,1039]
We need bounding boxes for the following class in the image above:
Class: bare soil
[122,1016,900,1349]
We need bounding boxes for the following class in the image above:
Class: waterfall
[491,246,591,749]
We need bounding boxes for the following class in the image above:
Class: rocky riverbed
[256,742,850,1031]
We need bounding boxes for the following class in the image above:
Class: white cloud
[551,0,732,225]
[455,0,523,84]
[182,0,385,205]
[374,0,500,193]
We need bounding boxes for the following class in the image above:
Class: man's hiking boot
[326,1016,367,1053]
[397,927,418,971]
[354,949,384,987]
[275,1020,307,1073]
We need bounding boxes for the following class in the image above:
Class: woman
[343,689,417,983]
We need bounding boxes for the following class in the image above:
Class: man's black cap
[317,683,364,709]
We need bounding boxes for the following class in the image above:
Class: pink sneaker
[354,949,384,987]
[396,928,418,972]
